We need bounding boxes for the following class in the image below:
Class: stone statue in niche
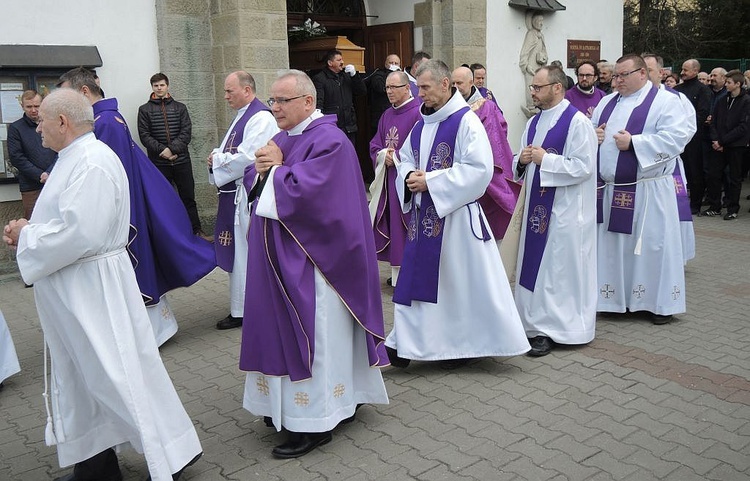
[519,11,548,117]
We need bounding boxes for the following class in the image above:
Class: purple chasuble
[518,104,578,292]
[239,115,387,381]
[93,98,216,305]
[478,87,500,109]
[214,97,270,272]
[369,99,421,265]
[596,86,658,234]
[393,106,470,306]
[473,98,519,238]
[565,86,606,116]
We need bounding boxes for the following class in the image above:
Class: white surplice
[146,296,178,347]
[512,99,598,345]
[210,105,279,317]
[387,91,530,360]
[591,83,695,315]
[0,309,20,384]
[243,112,388,432]
[17,133,201,481]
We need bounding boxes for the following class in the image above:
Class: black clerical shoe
[528,336,553,357]
[272,431,332,459]
[440,358,470,370]
[145,451,202,481]
[216,315,242,330]
[54,472,122,481]
[386,346,410,368]
[651,314,673,325]
[386,277,393,286]
[340,404,364,425]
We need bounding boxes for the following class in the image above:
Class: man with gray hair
[596,61,614,94]
[386,59,529,369]
[239,69,388,458]
[3,88,202,481]
[208,70,279,330]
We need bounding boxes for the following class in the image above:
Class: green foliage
[624,0,750,67]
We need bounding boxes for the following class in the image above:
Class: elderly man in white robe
[386,59,530,369]
[591,54,694,324]
[0,309,20,389]
[513,65,598,357]
[3,88,201,481]
[208,71,279,330]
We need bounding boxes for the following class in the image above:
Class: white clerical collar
[287,109,323,136]
[466,86,483,104]
[576,85,595,95]
[393,97,415,110]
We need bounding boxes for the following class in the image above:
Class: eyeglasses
[611,68,642,81]
[577,73,596,78]
[267,95,305,107]
[528,82,558,92]
[385,84,407,91]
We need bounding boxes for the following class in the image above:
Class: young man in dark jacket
[138,73,209,238]
[704,69,750,220]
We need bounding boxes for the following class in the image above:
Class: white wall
[487,2,624,150]
[0,0,160,135]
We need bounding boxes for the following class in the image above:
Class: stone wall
[414,0,487,69]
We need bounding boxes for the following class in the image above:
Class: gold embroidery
[294,392,310,406]
[333,384,345,398]
[218,230,233,246]
[256,376,269,396]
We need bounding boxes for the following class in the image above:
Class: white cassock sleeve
[17,165,122,284]
[211,111,279,186]
[424,113,493,219]
[539,113,598,187]
[396,132,417,214]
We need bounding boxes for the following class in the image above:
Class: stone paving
[1,213,749,481]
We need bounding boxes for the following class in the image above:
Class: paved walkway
[1,214,749,481]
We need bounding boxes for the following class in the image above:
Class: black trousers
[71,448,121,480]
[706,146,746,214]
[156,162,202,232]
[682,137,705,212]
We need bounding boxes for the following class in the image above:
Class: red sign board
[567,40,602,68]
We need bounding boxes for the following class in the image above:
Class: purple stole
[663,87,693,222]
[214,98,269,271]
[518,104,578,292]
[596,86,658,234]
[393,106,469,306]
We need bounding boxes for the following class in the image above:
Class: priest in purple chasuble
[368,70,421,287]
[453,66,519,240]
[208,71,279,330]
[58,68,216,346]
[385,60,529,369]
[513,65,598,358]
[4,89,202,481]
[643,54,696,264]
[239,70,388,459]
[591,55,694,324]
[564,60,607,118]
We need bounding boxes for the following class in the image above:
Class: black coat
[312,68,366,134]
[710,90,750,148]
[7,114,57,192]
[137,95,193,166]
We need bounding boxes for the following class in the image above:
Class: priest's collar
[576,84,595,95]
[393,97,415,110]
[287,109,323,136]
[466,86,483,104]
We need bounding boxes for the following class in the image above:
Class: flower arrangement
[288,18,327,43]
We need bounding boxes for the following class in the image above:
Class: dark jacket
[365,68,392,130]
[312,67,366,134]
[675,76,712,126]
[137,94,193,166]
[7,114,57,192]
[710,90,750,148]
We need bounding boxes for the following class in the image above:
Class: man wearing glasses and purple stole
[514,65,598,357]
[369,70,421,287]
[239,70,389,459]
[208,71,279,330]
[385,60,529,370]
[591,54,695,325]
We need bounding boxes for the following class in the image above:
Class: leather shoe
[216,315,242,330]
[386,346,410,368]
[340,403,363,425]
[440,358,470,370]
[528,336,553,357]
[272,431,332,458]
[651,314,673,325]
[146,451,202,480]
[54,473,122,481]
